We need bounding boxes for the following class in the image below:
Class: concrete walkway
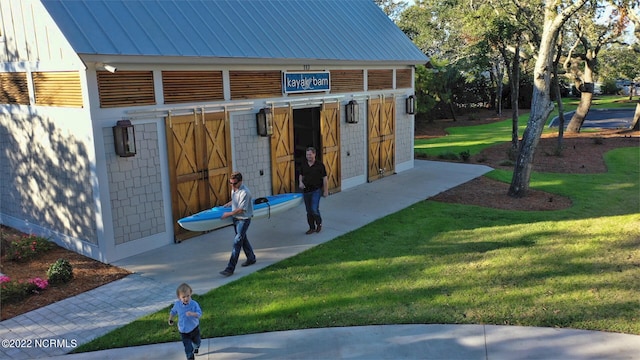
[54,324,640,360]
[2,160,639,359]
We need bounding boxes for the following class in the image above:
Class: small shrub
[414,151,429,160]
[459,150,471,162]
[47,258,74,284]
[28,277,49,292]
[498,159,514,167]
[5,235,54,262]
[0,276,48,304]
[437,151,460,161]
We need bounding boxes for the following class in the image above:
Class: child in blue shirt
[168,283,202,360]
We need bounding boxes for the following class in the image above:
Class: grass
[414,95,637,158]
[75,96,639,353]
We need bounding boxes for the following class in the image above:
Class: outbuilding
[0,0,427,262]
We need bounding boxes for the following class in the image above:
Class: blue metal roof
[41,0,427,63]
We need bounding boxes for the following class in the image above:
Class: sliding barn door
[367,96,395,182]
[166,110,232,241]
[270,107,296,194]
[320,101,341,193]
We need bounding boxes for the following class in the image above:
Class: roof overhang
[79,54,425,69]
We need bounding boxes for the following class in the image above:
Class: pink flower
[0,276,11,284]
[28,277,48,290]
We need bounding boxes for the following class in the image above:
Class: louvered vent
[230,71,281,100]
[330,70,364,93]
[367,70,393,90]
[32,71,83,107]
[97,71,155,108]
[162,71,224,104]
[396,69,413,89]
[0,72,29,105]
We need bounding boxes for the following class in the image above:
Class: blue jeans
[226,218,255,272]
[180,326,201,360]
[303,188,322,229]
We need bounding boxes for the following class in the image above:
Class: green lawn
[414,95,637,158]
[75,97,639,353]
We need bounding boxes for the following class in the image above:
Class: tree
[632,100,640,130]
[508,0,589,198]
[599,44,640,97]
[553,34,567,153]
[485,17,525,151]
[564,1,633,133]
[399,0,496,121]
[426,60,466,121]
[374,0,409,21]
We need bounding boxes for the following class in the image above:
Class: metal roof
[40,0,427,64]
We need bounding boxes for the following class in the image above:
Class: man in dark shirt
[298,147,329,234]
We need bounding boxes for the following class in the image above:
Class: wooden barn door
[367,96,395,182]
[271,107,296,194]
[167,110,232,241]
[320,101,341,193]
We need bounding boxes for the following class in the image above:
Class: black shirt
[300,161,327,192]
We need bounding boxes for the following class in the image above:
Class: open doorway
[293,107,322,190]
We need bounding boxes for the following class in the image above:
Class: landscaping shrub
[5,234,53,262]
[0,275,48,304]
[459,150,471,162]
[437,151,460,161]
[47,258,74,284]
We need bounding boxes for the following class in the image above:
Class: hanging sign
[283,71,330,94]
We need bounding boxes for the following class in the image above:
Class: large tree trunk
[553,40,565,153]
[508,76,555,197]
[567,65,593,134]
[566,90,593,133]
[508,0,588,198]
[632,101,640,131]
[566,53,596,133]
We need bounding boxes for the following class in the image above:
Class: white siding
[0,0,82,70]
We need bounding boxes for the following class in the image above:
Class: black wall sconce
[345,100,359,124]
[256,108,273,136]
[113,120,136,157]
[406,95,416,115]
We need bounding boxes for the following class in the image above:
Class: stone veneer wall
[229,112,272,198]
[394,97,414,166]
[341,109,366,180]
[105,122,165,245]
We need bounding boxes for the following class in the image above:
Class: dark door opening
[293,107,322,190]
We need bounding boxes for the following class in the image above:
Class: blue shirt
[170,299,202,333]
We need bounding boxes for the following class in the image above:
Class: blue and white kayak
[177,193,303,232]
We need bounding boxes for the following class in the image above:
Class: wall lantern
[345,100,359,124]
[256,108,273,137]
[406,95,416,115]
[112,120,136,157]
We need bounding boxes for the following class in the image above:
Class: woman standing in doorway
[299,147,328,234]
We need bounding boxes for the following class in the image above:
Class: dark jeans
[226,218,255,272]
[303,188,322,229]
[180,326,201,360]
